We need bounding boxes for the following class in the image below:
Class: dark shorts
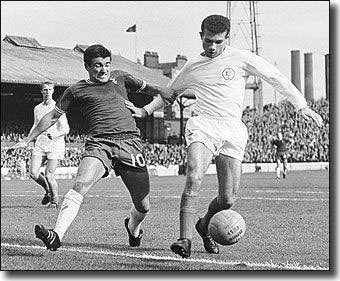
[276,151,287,162]
[83,135,148,178]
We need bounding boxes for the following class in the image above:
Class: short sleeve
[123,72,146,93]
[55,87,75,114]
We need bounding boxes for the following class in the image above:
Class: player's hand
[159,88,178,105]
[298,107,324,127]
[7,138,30,154]
[124,100,148,118]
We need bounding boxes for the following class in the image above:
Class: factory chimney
[291,50,301,91]
[304,53,314,101]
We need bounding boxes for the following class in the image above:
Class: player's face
[41,85,54,102]
[86,57,111,83]
[200,28,228,58]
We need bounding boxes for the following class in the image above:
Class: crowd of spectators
[143,142,187,167]
[1,98,329,178]
[242,98,329,163]
[1,126,86,144]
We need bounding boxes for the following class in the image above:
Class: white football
[208,210,246,245]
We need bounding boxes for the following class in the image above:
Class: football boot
[124,217,143,247]
[170,238,192,258]
[34,224,61,251]
[195,218,219,254]
[41,192,51,205]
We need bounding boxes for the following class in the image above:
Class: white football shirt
[30,100,69,150]
[166,45,308,119]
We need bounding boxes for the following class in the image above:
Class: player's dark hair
[84,44,112,66]
[40,81,54,90]
[201,14,231,37]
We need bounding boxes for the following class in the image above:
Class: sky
[1,1,330,107]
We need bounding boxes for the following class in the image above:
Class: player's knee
[45,171,55,182]
[185,173,203,193]
[132,194,150,213]
[29,171,39,180]
[134,203,150,213]
[73,180,93,195]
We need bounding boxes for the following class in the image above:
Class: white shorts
[32,142,65,160]
[185,115,248,161]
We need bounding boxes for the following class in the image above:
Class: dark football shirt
[272,139,288,153]
[55,70,145,137]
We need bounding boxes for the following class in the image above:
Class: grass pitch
[1,170,329,271]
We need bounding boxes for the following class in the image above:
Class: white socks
[53,190,147,240]
[53,189,83,240]
[276,167,280,178]
[128,205,147,237]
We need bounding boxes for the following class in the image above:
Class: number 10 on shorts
[130,153,146,167]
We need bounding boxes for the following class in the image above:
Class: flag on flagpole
[126,24,136,32]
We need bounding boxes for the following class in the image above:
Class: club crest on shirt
[110,78,118,84]
[222,68,235,81]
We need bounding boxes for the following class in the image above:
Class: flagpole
[135,21,138,63]
[274,61,277,104]
[126,23,138,62]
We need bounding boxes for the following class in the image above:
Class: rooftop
[1,35,170,87]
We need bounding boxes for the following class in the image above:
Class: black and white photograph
[1,0,334,275]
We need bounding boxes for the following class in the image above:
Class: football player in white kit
[29,82,69,208]
[126,14,323,258]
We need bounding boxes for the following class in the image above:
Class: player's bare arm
[12,109,62,149]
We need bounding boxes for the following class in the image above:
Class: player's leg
[44,159,59,207]
[44,148,67,207]
[180,142,213,239]
[199,155,242,231]
[35,156,107,251]
[276,156,281,179]
[30,154,48,190]
[53,156,106,240]
[115,137,150,246]
[120,168,150,246]
[170,141,213,257]
[195,155,241,254]
[30,154,51,204]
[282,155,288,178]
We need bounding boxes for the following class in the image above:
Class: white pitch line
[1,242,328,271]
[1,194,329,201]
[240,196,328,201]
[254,190,329,194]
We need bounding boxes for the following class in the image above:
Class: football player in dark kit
[271,132,291,179]
[12,44,177,251]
